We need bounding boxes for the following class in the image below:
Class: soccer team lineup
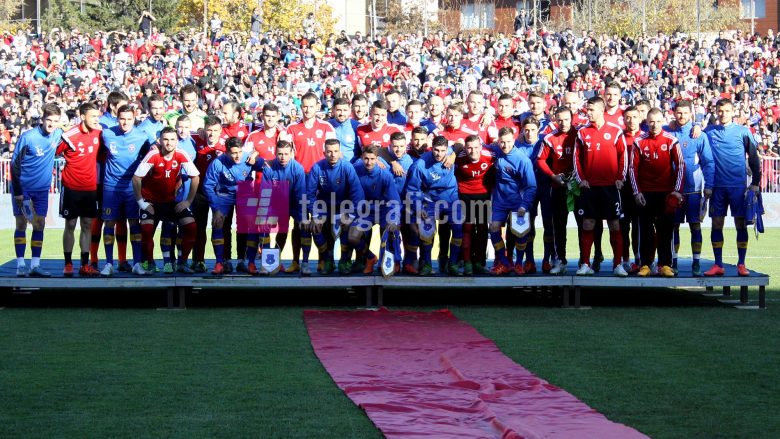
[9,69,761,280]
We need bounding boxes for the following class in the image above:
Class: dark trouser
[192,193,209,262]
[638,192,675,267]
[550,186,569,263]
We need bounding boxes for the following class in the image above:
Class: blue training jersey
[101,126,152,191]
[405,152,459,213]
[203,153,264,205]
[664,122,714,193]
[10,125,64,195]
[261,159,307,220]
[306,158,364,218]
[175,138,198,203]
[354,161,401,223]
[704,122,760,188]
[138,117,165,144]
[487,143,537,211]
[379,152,414,198]
[99,112,119,129]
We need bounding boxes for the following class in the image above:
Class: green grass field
[1,228,779,438]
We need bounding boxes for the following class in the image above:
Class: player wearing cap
[10,104,63,277]
[629,108,685,277]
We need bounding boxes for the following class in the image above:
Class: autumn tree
[262,0,336,37]
[176,0,259,32]
[382,0,442,35]
[569,0,744,36]
[0,0,25,32]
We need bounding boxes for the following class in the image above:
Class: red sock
[580,229,594,265]
[116,221,128,262]
[462,224,473,263]
[90,218,103,264]
[180,222,196,262]
[609,229,623,268]
[141,223,155,263]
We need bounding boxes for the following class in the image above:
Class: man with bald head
[562,92,590,128]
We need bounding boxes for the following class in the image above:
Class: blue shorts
[710,187,745,218]
[102,189,139,220]
[211,200,235,217]
[352,207,398,231]
[491,202,519,224]
[676,193,703,224]
[11,190,49,217]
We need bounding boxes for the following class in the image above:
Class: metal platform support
[160,286,187,310]
[759,285,766,309]
[562,286,585,309]
[740,285,749,305]
[722,286,731,298]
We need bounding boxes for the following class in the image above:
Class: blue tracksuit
[204,153,264,214]
[704,122,760,188]
[261,158,307,221]
[306,158,364,219]
[353,161,401,226]
[405,152,460,219]
[487,144,537,221]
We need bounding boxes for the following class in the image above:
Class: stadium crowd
[1,20,772,279]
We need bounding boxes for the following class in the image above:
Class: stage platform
[0,259,769,309]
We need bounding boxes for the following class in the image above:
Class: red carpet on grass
[304,309,648,439]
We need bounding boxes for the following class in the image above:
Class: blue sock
[736,227,748,265]
[449,224,462,265]
[711,229,723,266]
[31,230,43,263]
[301,231,312,263]
[490,230,508,265]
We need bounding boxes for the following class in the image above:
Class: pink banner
[305,309,648,439]
[236,179,290,234]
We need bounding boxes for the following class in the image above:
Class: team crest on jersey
[661,145,668,151]
[681,142,688,149]
[319,175,326,186]
[34,146,44,156]
[128,144,136,153]
[93,138,99,145]
[431,172,441,181]
[480,162,489,170]
[242,170,248,177]
[172,160,179,168]
[109,142,118,154]
[603,132,612,140]
[383,134,390,142]
[224,171,234,181]
[315,129,323,138]
[238,131,245,137]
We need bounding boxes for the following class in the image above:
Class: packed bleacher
[0,22,773,279]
